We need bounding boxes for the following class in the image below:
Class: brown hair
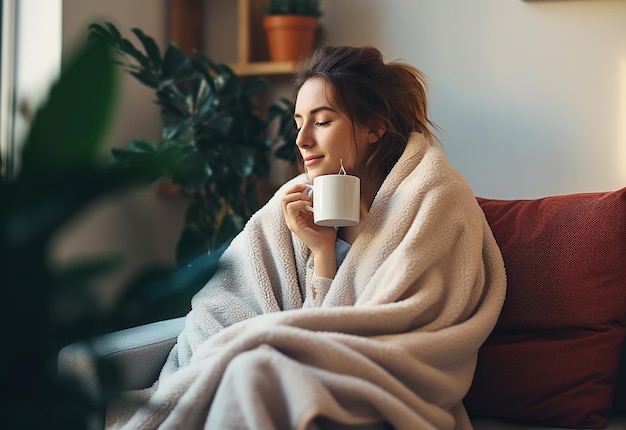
[293,45,439,180]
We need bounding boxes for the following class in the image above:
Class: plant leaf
[170,150,211,191]
[56,254,125,289]
[87,22,124,48]
[161,43,195,84]
[213,210,243,249]
[20,39,117,180]
[105,22,123,42]
[126,139,159,154]
[120,38,154,75]
[242,77,270,97]
[230,147,255,179]
[157,86,192,121]
[130,70,159,89]
[131,27,162,70]
[176,223,210,262]
[111,139,159,162]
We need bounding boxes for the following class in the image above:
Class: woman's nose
[296,125,313,149]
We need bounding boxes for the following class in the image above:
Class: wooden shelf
[169,0,205,57]
[229,61,297,76]
[169,0,297,77]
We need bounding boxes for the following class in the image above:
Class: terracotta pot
[263,15,318,62]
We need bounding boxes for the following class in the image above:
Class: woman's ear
[367,128,385,143]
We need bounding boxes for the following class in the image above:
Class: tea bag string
[338,158,347,175]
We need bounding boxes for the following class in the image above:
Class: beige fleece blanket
[108,132,506,430]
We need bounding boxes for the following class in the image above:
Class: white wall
[321,0,626,198]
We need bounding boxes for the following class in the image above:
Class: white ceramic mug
[305,174,360,227]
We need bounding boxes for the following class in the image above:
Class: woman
[110,46,506,430]
[283,46,440,281]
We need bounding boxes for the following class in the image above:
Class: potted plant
[268,97,299,165]
[88,23,301,263]
[0,37,233,428]
[263,0,322,62]
[89,23,273,262]
[0,38,175,429]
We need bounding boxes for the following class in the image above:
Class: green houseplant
[263,0,322,62]
[268,97,299,164]
[0,37,176,430]
[89,23,275,262]
[0,36,229,428]
[264,0,322,16]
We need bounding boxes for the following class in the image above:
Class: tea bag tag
[338,158,347,175]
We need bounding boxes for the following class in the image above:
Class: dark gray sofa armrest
[58,316,186,397]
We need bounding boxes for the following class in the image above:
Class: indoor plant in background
[0,36,228,428]
[89,23,276,263]
[0,37,191,430]
[263,0,322,62]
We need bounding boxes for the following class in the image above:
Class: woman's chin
[305,166,339,181]
[304,168,320,181]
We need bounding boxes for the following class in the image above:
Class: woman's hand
[282,183,337,278]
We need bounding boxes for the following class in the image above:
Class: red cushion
[465,188,626,428]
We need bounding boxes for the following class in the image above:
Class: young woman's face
[294,78,374,182]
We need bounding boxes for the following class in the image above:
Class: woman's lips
[304,155,324,166]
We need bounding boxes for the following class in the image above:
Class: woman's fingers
[283,184,310,201]
[283,200,312,227]
[281,183,337,255]
[282,185,311,215]
[282,184,317,232]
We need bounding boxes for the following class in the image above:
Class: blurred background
[3,0,626,300]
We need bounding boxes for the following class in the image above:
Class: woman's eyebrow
[294,106,337,120]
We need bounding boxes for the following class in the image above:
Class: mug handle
[304,184,314,213]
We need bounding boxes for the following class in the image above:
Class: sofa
[59,187,626,429]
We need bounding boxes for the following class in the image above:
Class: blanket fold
[108,132,506,430]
